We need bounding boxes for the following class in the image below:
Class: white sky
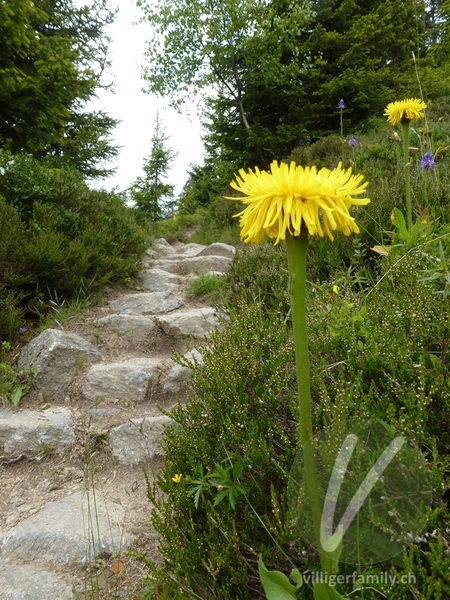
[85,0,205,195]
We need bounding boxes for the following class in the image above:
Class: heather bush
[0,155,146,340]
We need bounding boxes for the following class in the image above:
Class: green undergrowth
[143,227,449,597]
[0,151,147,341]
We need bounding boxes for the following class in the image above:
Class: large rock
[178,255,232,275]
[109,291,181,315]
[164,349,203,394]
[177,243,207,257]
[151,259,180,274]
[137,268,179,292]
[109,415,173,465]
[156,307,224,339]
[153,238,176,254]
[198,242,236,260]
[96,314,158,345]
[18,329,102,398]
[82,359,160,403]
[0,563,73,600]
[0,408,75,456]
[0,491,133,565]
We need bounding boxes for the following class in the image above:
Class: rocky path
[0,238,235,599]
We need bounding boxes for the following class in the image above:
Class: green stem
[401,120,412,232]
[286,231,326,572]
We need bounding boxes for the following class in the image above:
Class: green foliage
[0,155,146,340]
[0,0,118,177]
[130,112,176,220]
[186,273,225,302]
[146,304,300,598]
[0,341,36,406]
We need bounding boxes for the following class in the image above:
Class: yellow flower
[225,161,370,245]
[172,474,182,483]
[384,98,427,126]
[333,284,339,295]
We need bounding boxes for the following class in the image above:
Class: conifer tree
[129,112,176,220]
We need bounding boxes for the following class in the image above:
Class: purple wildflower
[347,135,358,148]
[18,324,27,334]
[418,152,436,170]
[337,99,346,109]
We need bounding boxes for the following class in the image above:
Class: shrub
[0,169,146,340]
[146,304,301,599]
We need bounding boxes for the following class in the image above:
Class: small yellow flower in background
[390,211,397,224]
[384,98,427,126]
[225,160,370,245]
[333,284,339,295]
[421,219,427,225]
[172,474,182,483]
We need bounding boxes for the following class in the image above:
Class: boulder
[156,307,223,339]
[0,408,75,456]
[137,268,179,292]
[164,349,203,394]
[197,242,236,260]
[18,329,102,398]
[109,415,173,465]
[109,291,181,315]
[177,255,232,275]
[177,243,207,257]
[96,314,158,345]
[0,563,73,600]
[0,491,133,565]
[82,358,160,403]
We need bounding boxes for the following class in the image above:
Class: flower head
[347,135,358,149]
[337,99,346,109]
[418,152,436,170]
[172,474,182,483]
[226,161,370,245]
[384,98,427,126]
[333,284,339,295]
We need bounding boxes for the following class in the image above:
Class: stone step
[0,408,75,457]
[82,358,162,403]
[109,291,181,315]
[0,491,133,566]
[156,307,224,339]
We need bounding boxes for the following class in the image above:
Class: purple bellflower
[337,99,346,109]
[418,152,436,170]
[347,135,358,148]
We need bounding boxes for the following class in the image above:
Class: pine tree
[129,112,176,220]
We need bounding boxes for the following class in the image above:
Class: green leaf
[313,582,348,599]
[258,555,302,599]
[11,386,27,407]
[392,208,409,241]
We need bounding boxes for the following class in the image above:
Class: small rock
[0,408,75,456]
[18,329,102,398]
[0,491,133,565]
[156,307,224,339]
[197,242,236,259]
[0,562,73,599]
[109,291,181,315]
[82,359,161,403]
[164,349,203,394]
[138,268,180,292]
[178,255,232,275]
[109,415,173,465]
